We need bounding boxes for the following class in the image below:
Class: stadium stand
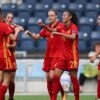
[90,31,100,49]
[2,3,17,15]
[1,0,100,54]
[78,31,90,52]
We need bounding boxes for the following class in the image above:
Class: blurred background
[0,0,100,95]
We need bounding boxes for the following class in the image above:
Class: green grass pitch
[6,95,95,100]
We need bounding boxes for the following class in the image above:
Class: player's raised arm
[37,21,56,32]
[25,30,41,40]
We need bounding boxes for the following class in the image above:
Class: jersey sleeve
[4,24,14,36]
[71,25,78,35]
[56,23,66,33]
[39,28,51,38]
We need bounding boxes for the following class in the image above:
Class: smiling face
[97,15,100,26]
[48,10,57,24]
[5,13,14,24]
[62,11,72,23]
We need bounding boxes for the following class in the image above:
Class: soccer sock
[70,76,79,100]
[47,80,53,100]
[0,85,7,100]
[52,75,60,100]
[97,79,100,99]
[9,82,15,99]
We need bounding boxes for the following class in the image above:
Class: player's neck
[66,20,71,28]
[51,20,58,27]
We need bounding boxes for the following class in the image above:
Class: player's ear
[69,15,72,20]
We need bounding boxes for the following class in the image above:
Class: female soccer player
[90,15,100,100]
[5,12,24,100]
[48,10,80,100]
[25,9,66,100]
[0,8,19,100]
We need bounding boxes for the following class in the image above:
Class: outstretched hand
[24,30,30,35]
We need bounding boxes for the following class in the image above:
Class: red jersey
[0,22,13,58]
[39,21,66,58]
[7,24,17,57]
[48,21,66,58]
[64,23,79,60]
[39,28,52,58]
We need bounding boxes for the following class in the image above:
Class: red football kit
[0,21,15,71]
[39,21,67,72]
[55,23,79,71]
[6,24,17,71]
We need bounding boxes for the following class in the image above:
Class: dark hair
[64,9,79,27]
[0,8,3,16]
[48,9,57,15]
[5,11,14,17]
[0,8,3,21]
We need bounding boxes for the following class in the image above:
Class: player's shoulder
[71,23,78,29]
[58,21,65,26]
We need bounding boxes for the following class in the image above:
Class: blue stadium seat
[27,25,41,33]
[38,39,46,51]
[18,3,34,14]
[91,31,100,39]
[21,39,35,51]
[78,31,90,52]
[68,3,84,17]
[78,31,90,40]
[24,0,37,5]
[28,17,43,26]
[90,31,100,49]
[34,11,46,19]
[68,3,84,12]
[35,3,50,11]
[86,3,100,12]
[17,12,30,19]
[13,17,27,27]
[85,11,98,20]
[2,3,17,15]
[91,0,100,4]
[57,0,70,4]
[79,25,93,33]
[51,3,67,11]
[78,40,87,52]
[95,26,100,31]
[40,0,54,4]
[79,17,95,26]
[75,0,87,4]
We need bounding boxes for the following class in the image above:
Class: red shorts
[55,59,79,71]
[0,57,16,71]
[42,57,60,72]
[98,61,100,70]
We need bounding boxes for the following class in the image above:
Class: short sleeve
[56,23,66,33]
[39,28,51,38]
[4,24,13,35]
[71,25,78,35]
